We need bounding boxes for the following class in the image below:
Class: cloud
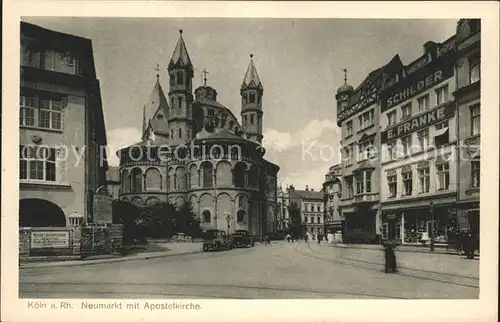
[263,118,340,152]
[279,166,328,192]
[106,127,142,166]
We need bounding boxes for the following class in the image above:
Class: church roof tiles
[169,30,192,68]
[241,55,262,90]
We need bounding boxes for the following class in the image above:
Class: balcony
[340,193,379,206]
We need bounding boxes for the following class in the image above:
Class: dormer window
[176,72,184,85]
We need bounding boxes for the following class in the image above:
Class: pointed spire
[142,105,147,135]
[169,29,192,69]
[241,54,262,90]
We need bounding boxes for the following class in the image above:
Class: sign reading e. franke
[381,103,455,143]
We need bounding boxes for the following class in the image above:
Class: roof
[169,30,192,68]
[149,118,169,135]
[147,80,169,119]
[241,55,262,90]
[293,189,324,200]
[337,83,354,94]
[195,129,247,142]
[106,166,120,182]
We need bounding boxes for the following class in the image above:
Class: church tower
[168,29,194,145]
[241,54,263,143]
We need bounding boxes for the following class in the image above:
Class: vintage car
[202,229,233,252]
[231,230,255,248]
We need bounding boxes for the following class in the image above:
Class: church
[118,30,279,237]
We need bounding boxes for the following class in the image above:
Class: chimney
[423,41,437,54]
[305,185,309,191]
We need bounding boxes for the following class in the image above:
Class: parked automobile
[231,230,255,248]
[202,229,233,252]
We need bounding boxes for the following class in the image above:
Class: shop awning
[434,127,448,137]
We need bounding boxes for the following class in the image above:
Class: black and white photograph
[2,1,499,321]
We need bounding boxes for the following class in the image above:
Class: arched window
[176,167,186,190]
[249,92,256,103]
[178,97,182,110]
[202,162,213,188]
[176,72,184,85]
[170,73,175,85]
[216,161,232,186]
[202,210,211,223]
[130,168,142,192]
[146,197,161,206]
[234,162,246,188]
[121,170,129,193]
[131,197,143,207]
[179,128,182,139]
[243,93,248,104]
[237,210,245,223]
[167,167,175,191]
[249,166,259,188]
[189,164,198,188]
[145,168,161,190]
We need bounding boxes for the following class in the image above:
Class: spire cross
[202,68,209,86]
[343,68,348,84]
[155,63,160,80]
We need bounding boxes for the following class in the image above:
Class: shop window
[436,162,450,190]
[387,174,397,198]
[404,213,428,244]
[20,94,36,127]
[19,146,56,182]
[417,128,429,151]
[434,121,449,147]
[417,94,430,112]
[435,84,449,105]
[469,55,480,84]
[401,103,412,120]
[470,104,480,136]
[418,167,430,193]
[387,111,397,126]
[471,157,480,188]
[402,170,413,196]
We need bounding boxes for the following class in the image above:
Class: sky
[22,17,457,191]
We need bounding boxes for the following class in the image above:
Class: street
[19,241,479,299]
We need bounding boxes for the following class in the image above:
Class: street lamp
[226,214,231,235]
[429,201,435,252]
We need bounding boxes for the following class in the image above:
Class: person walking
[384,240,398,273]
[286,234,291,243]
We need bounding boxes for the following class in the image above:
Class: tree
[173,202,202,237]
[288,202,303,237]
[143,202,176,238]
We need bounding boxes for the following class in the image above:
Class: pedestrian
[324,234,328,243]
[286,234,291,243]
[317,234,322,244]
[384,240,397,273]
[464,232,475,259]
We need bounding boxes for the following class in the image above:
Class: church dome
[336,83,354,94]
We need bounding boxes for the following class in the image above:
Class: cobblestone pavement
[19,241,479,299]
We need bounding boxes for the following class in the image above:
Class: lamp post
[430,201,435,252]
[226,214,231,235]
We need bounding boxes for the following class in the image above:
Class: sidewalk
[319,242,478,257]
[19,242,203,269]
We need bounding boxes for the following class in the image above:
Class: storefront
[382,205,457,246]
[343,206,378,244]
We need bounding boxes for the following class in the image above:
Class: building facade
[379,36,458,245]
[454,19,481,237]
[322,164,343,233]
[19,22,108,227]
[277,184,291,233]
[335,56,402,243]
[117,30,279,238]
[106,166,120,200]
[289,186,324,238]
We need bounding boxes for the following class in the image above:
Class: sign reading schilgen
[381,103,455,143]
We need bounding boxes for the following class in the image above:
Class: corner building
[19,22,108,227]
[335,56,402,244]
[322,164,343,233]
[454,19,480,237]
[378,36,458,245]
[118,31,279,238]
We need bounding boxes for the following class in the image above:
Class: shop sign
[381,103,455,143]
[381,62,454,112]
[31,231,70,248]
